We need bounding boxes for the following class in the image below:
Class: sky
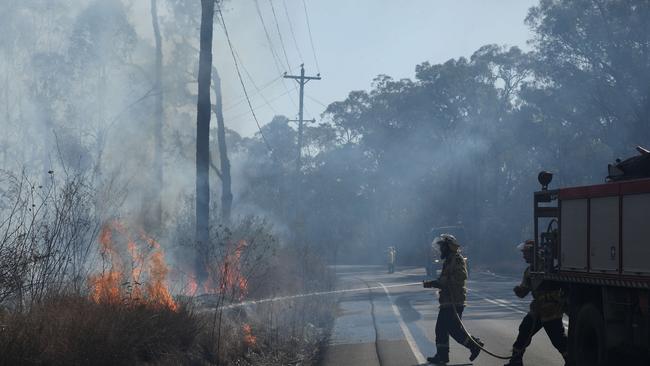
[135,0,539,137]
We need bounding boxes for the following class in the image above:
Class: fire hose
[450,301,512,360]
[425,280,513,361]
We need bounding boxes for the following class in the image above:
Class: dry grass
[0,295,199,366]
[0,173,337,366]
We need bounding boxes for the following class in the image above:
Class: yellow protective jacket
[387,249,395,264]
[437,251,467,307]
[519,266,564,322]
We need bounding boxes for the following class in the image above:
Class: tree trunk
[149,0,163,230]
[211,67,233,223]
[196,0,214,285]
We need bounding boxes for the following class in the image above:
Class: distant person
[423,234,482,365]
[387,246,396,273]
[504,240,567,366]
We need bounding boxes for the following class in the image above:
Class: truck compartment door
[623,193,650,274]
[561,199,588,271]
[590,196,620,273]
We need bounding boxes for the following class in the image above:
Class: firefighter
[423,234,483,365]
[387,246,396,273]
[504,240,567,366]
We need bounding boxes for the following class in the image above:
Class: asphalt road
[321,265,567,366]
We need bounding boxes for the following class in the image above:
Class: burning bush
[0,172,336,365]
[87,220,177,311]
[178,217,336,365]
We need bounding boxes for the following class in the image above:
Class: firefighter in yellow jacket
[423,234,482,365]
[386,246,396,273]
[504,240,567,366]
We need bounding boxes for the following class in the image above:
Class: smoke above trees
[1,0,649,271]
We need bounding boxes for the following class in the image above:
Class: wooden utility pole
[211,67,233,223]
[195,0,215,285]
[283,64,320,173]
[284,64,320,247]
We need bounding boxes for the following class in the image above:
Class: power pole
[284,64,321,173]
[284,64,320,248]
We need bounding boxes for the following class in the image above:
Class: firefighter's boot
[504,348,524,366]
[427,354,449,365]
[428,344,449,365]
[467,336,483,361]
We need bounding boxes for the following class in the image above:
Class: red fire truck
[532,151,650,366]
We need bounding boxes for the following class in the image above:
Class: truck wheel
[575,303,607,366]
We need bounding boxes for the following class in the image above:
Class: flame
[88,220,178,311]
[218,240,249,301]
[186,275,198,296]
[146,250,178,311]
[89,224,123,304]
[89,270,121,304]
[242,323,256,347]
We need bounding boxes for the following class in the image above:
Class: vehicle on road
[531,150,650,366]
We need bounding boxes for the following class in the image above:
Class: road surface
[321,265,567,366]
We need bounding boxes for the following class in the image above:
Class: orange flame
[242,323,256,347]
[88,220,178,311]
[89,224,123,304]
[146,250,178,311]
[218,240,249,301]
[186,275,198,296]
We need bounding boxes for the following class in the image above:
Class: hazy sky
[137,0,539,137]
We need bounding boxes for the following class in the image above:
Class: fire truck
[531,149,650,366]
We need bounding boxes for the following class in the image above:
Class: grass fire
[88,220,178,311]
[4,0,648,365]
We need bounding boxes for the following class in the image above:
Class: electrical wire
[306,94,327,108]
[222,74,283,112]
[268,0,292,70]
[253,0,285,73]
[301,0,320,73]
[253,0,299,108]
[282,0,304,64]
[216,2,272,151]
[233,50,279,114]
[227,88,294,122]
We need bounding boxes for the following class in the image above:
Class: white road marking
[378,282,427,365]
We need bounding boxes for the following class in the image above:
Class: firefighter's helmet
[436,234,460,251]
[517,240,534,252]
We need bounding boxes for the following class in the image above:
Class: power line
[268,0,292,70]
[306,94,328,108]
[227,88,294,122]
[253,0,285,73]
[282,0,304,64]
[302,0,320,73]
[230,45,280,115]
[216,2,272,151]
[222,74,283,112]
[253,0,298,108]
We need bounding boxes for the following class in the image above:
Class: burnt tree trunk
[149,0,163,230]
[211,67,232,223]
[195,0,214,285]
